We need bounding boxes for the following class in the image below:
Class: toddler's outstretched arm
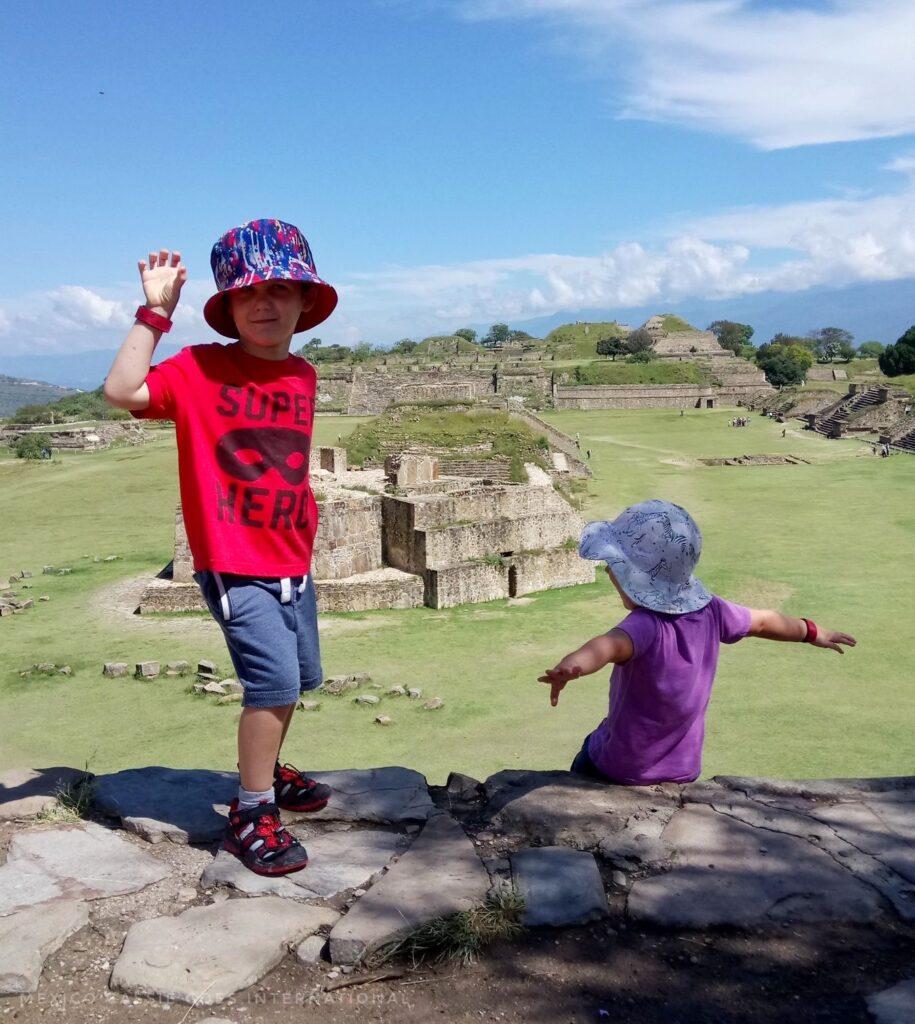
[538,629,634,707]
[747,609,856,654]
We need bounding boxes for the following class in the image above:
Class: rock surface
[93,766,237,843]
[510,847,609,927]
[328,813,490,964]
[287,767,434,825]
[110,898,338,1005]
[0,901,89,994]
[866,979,915,1024]
[0,766,90,820]
[0,822,169,916]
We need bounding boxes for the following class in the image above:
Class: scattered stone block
[328,814,490,964]
[19,599,33,610]
[867,979,915,1024]
[135,661,160,680]
[165,660,190,675]
[296,934,327,965]
[511,846,609,927]
[324,676,360,696]
[103,554,119,562]
[446,772,482,802]
[0,822,170,916]
[56,568,71,576]
[20,570,32,578]
[354,694,380,706]
[374,715,393,726]
[57,665,71,676]
[38,595,49,602]
[42,566,56,575]
[216,693,242,705]
[386,685,406,697]
[197,659,217,675]
[0,901,89,994]
[33,662,57,674]
[202,681,227,695]
[297,700,320,711]
[103,662,129,678]
[93,766,237,843]
[0,767,91,820]
[110,898,337,1005]
[423,698,445,711]
[220,678,244,694]
[284,767,433,825]
[407,688,423,699]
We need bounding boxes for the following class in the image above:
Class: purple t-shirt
[587,595,751,785]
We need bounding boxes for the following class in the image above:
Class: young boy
[104,219,338,875]
[539,499,856,785]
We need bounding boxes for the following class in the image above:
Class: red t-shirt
[131,342,319,576]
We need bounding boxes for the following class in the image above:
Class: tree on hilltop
[454,328,477,344]
[391,338,418,355]
[481,323,511,349]
[708,320,754,355]
[625,328,655,355]
[856,340,885,358]
[807,327,855,362]
[597,336,628,360]
[878,325,915,376]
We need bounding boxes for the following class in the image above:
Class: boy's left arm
[747,608,856,654]
[538,629,634,707]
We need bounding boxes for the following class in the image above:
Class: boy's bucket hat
[579,499,712,614]
[204,219,338,339]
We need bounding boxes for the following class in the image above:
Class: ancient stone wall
[315,570,424,612]
[425,561,509,609]
[172,506,194,584]
[509,548,596,596]
[311,495,383,580]
[554,384,718,410]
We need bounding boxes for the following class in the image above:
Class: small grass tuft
[36,769,96,824]
[373,884,525,966]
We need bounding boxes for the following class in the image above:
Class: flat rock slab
[0,900,89,994]
[0,767,90,820]
[285,767,434,825]
[867,979,915,1024]
[510,847,608,927]
[202,828,407,900]
[93,766,237,843]
[110,897,337,1005]
[485,769,680,852]
[0,822,169,917]
[628,803,884,928]
[328,813,490,964]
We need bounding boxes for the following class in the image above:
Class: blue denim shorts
[193,570,323,709]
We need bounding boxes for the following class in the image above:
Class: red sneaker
[222,798,309,876]
[274,761,331,813]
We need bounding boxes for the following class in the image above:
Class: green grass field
[1,410,911,784]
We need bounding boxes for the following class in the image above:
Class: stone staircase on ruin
[812,385,885,437]
[890,424,915,454]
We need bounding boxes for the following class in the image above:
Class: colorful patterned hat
[203,219,338,339]
[579,499,712,614]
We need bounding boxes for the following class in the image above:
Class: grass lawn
[1,409,911,784]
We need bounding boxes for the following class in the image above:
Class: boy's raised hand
[138,249,187,317]
[811,627,857,654]
[538,662,583,707]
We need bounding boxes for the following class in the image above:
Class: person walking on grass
[104,220,337,876]
[539,500,855,786]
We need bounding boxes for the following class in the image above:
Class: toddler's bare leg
[277,702,297,758]
[237,705,295,792]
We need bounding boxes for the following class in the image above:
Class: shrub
[878,326,915,377]
[13,433,52,460]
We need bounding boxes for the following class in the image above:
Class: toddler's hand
[811,627,857,654]
[138,249,187,316]
[537,663,583,707]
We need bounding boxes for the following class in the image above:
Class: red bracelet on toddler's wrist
[802,618,818,643]
[135,305,173,333]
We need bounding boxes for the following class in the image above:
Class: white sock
[237,785,274,811]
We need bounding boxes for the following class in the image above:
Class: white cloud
[3,158,915,351]
[457,0,915,149]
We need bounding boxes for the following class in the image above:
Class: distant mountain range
[0,374,79,418]
[1,279,912,390]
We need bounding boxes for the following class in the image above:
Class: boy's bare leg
[237,705,296,792]
[276,702,297,758]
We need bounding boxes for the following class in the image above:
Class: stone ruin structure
[0,421,146,452]
[139,442,594,615]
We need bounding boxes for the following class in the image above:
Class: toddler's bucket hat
[204,219,338,339]
[579,499,711,614]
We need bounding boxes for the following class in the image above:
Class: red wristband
[802,618,818,643]
[135,305,173,333]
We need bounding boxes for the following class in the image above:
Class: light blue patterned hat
[579,499,712,614]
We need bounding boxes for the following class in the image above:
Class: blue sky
[2,0,914,355]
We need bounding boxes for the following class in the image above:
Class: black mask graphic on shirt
[215,427,311,486]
